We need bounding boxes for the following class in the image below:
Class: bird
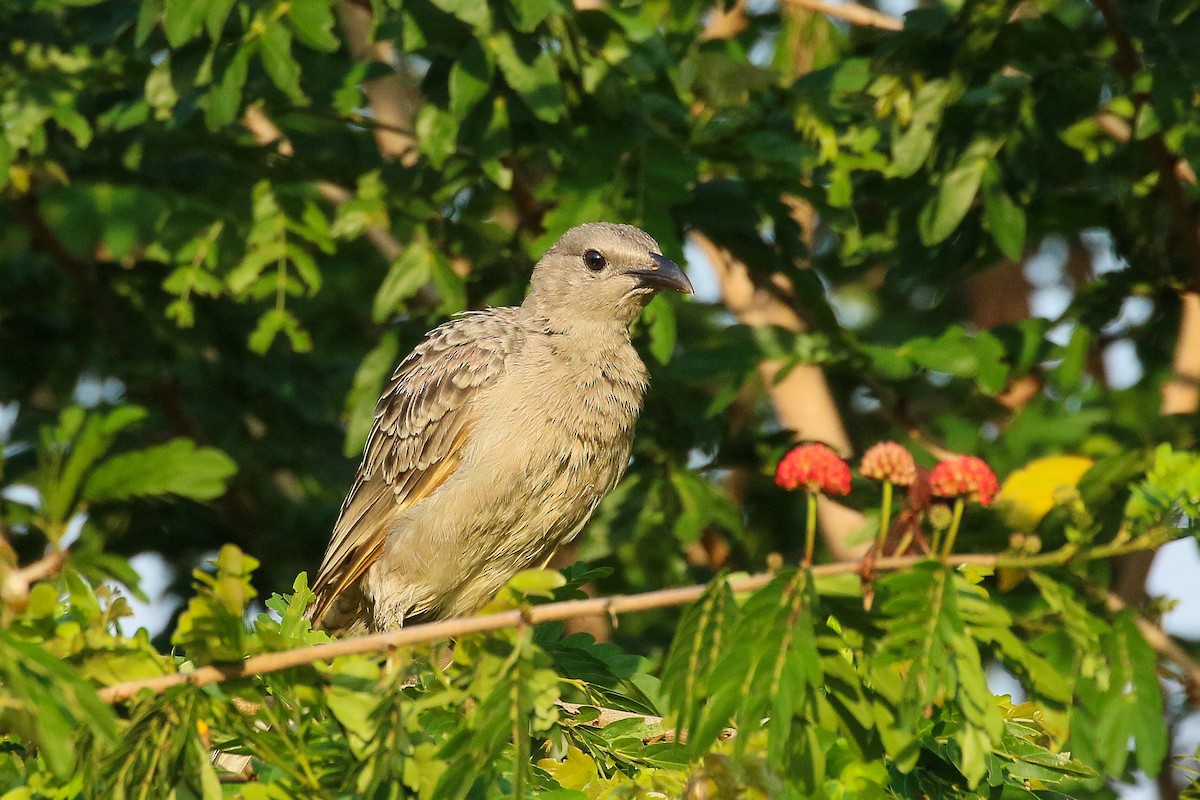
[308,222,693,634]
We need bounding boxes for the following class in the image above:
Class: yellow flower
[996,455,1094,530]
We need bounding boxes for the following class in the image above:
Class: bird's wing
[310,311,519,625]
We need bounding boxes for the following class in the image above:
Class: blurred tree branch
[691,231,867,559]
[337,1,418,166]
[781,0,902,30]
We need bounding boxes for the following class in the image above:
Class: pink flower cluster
[860,442,917,486]
[775,443,851,496]
[774,441,998,504]
[929,455,999,506]
[774,440,999,565]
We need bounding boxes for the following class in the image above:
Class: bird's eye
[582,249,607,271]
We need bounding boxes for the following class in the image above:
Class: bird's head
[524,222,693,330]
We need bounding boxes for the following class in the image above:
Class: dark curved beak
[628,253,693,294]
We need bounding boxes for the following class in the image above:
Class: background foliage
[2,0,1200,796]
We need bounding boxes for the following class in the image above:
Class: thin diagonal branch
[97,533,1178,704]
[16,548,67,585]
[781,0,903,30]
[243,106,402,263]
[1105,591,1200,705]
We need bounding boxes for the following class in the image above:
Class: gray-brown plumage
[309,223,692,634]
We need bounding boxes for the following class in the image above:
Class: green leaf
[326,657,382,753]
[661,579,738,744]
[259,22,303,100]
[172,545,259,662]
[982,181,1027,261]
[449,40,493,119]
[903,326,1010,394]
[691,570,820,769]
[1051,325,1090,394]
[374,238,434,322]
[506,568,567,598]
[492,32,563,123]
[429,0,491,29]
[918,139,997,245]
[204,0,237,39]
[162,0,208,47]
[248,308,312,353]
[286,0,340,51]
[205,45,249,130]
[1126,444,1200,531]
[876,564,1005,785]
[38,406,148,526]
[507,0,561,31]
[892,79,953,177]
[958,579,1070,703]
[83,439,237,502]
[1096,612,1166,775]
[0,630,119,778]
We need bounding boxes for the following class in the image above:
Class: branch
[1162,291,1200,415]
[242,106,446,310]
[17,548,67,585]
[1104,591,1200,705]
[243,106,403,263]
[1101,104,1200,413]
[691,230,866,558]
[558,702,735,744]
[1092,0,1200,289]
[336,1,418,165]
[97,535,1169,704]
[1,548,68,612]
[781,0,903,31]
[1095,112,1197,185]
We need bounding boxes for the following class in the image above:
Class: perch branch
[98,534,1172,703]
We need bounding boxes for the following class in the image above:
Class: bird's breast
[473,340,647,492]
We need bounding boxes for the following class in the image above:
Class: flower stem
[874,480,894,556]
[804,491,818,566]
[941,498,965,560]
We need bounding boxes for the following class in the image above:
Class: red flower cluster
[775,443,851,496]
[929,456,999,506]
[859,442,917,486]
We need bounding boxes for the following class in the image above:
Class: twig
[1,549,68,613]
[16,548,67,585]
[1104,591,1200,705]
[1095,112,1197,185]
[241,106,444,310]
[781,0,903,31]
[558,702,734,743]
[97,536,1165,704]
[242,107,404,263]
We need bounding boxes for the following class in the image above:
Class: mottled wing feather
[310,311,518,626]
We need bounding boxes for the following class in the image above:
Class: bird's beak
[627,253,693,294]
